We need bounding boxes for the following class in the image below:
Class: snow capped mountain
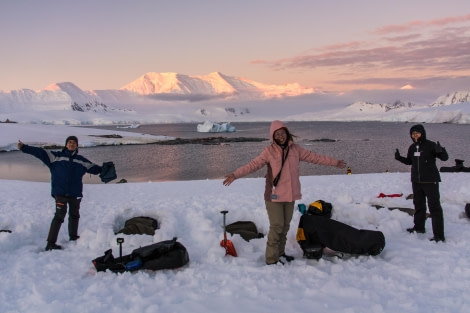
[0,88,71,112]
[430,91,470,106]
[121,72,233,95]
[345,100,422,113]
[44,82,113,112]
[120,71,315,100]
[1,71,470,125]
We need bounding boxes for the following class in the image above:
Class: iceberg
[116,124,140,129]
[196,121,236,133]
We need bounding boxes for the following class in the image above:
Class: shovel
[220,210,237,257]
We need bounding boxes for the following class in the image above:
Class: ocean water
[1,121,469,183]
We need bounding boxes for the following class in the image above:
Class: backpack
[116,216,159,235]
[225,221,264,242]
[298,200,333,218]
[296,214,385,258]
[92,237,189,273]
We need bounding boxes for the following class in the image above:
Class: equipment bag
[116,216,159,235]
[307,200,333,218]
[92,237,189,273]
[296,215,385,258]
[465,203,470,219]
[298,200,333,218]
[225,221,264,242]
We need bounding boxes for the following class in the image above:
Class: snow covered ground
[0,123,172,152]
[2,172,470,313]
[1,124,470,313]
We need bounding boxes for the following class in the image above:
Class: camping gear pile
[296,200,386,260]
[92,199,390,273]
[92,216,189,273]
[92,237,189,273]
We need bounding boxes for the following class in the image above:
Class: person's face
[411,131,421,142]
[66,140,78,151]
[273,128,287,145]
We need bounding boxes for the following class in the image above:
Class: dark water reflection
[1,121,469,183]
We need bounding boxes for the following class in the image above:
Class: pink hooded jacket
[233,120,340,202]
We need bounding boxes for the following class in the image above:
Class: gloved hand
[395,148,401,160]
[435,141,443,154]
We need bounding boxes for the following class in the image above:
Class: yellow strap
[296,228,306,241]
[309,201,323,212]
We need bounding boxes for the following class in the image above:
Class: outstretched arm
[335,160,346,169]
[223,173,236,186]
[18,141,52,166]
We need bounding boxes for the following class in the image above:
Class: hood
[269,120,288,142]
[409,124,426,142]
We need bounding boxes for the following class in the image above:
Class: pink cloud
[373,13,470,35]
[252,14,470,90]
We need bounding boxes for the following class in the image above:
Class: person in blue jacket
[395,124,449,242]
[18,136,102,251]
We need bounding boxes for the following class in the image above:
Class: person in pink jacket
[223,120,346,265]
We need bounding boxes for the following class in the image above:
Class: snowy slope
[431,91,470,106]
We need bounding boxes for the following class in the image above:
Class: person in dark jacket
[395,124,449,242]
[18,136,102,251]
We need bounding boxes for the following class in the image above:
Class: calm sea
[1,121,469,183]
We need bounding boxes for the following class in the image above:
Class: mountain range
[0,72,469,124]
[0,72,317,112]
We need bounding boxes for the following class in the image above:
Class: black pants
[47,196,81,243]
[412,182,444,238]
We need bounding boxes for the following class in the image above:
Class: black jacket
[396,124,448,183]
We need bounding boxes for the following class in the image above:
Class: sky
[1,0,470,94]
[1,123,470,312]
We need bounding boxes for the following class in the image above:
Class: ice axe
[220,210,237,257]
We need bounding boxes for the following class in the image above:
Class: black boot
[45,242,62,251]
[406,227,425,234]
[280,253,295,262]
[430,236,445,242]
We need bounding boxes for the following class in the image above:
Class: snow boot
[45,242,62,251]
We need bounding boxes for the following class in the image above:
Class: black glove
[395,149,400,160]
[100,161,117,183]
[435,141,443,154]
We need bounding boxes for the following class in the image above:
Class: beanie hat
[65,136,78,146]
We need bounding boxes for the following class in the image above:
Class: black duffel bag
[297,215,385,258]
[92,237,189,273]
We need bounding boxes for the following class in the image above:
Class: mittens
[100,161,117,183]
[395,149,401,160]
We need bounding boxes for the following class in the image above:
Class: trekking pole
[117,238,124,263]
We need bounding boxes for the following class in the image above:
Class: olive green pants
[265,201,294,264]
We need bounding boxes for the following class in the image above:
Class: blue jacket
[21,145,102,198]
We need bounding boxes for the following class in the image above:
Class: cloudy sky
[1,0,469,94]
